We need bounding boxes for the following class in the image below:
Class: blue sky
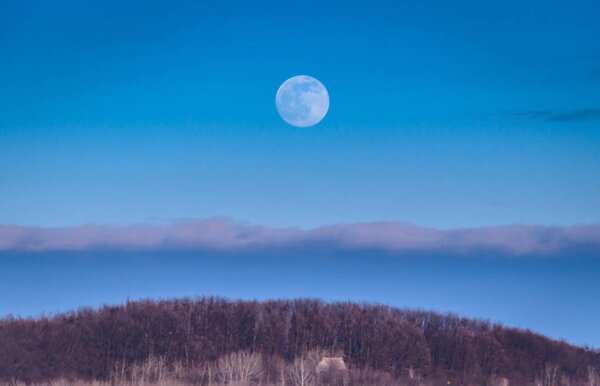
[1,0,599,347]
[2,249,600,348]
[1,0,599,228]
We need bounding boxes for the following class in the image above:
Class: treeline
[0,297,598,385]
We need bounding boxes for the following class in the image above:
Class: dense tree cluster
[0,297,598,385]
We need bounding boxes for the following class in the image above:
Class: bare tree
[130,355,169,385]
[288,355,316,386]
[2,297,600,385]
[541,363,559,386]
[588,366,600,386]
[217,350,263,385]
[487,376,510,386]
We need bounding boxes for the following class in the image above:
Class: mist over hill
[1,297,598,385]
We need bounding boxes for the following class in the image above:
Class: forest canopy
[1,297,598,385]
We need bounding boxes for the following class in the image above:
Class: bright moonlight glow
[275,75,329,127]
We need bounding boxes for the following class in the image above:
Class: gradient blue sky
[1,0,599,228]
[1,0,600,347]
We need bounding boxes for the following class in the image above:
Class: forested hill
[1,297,598,385]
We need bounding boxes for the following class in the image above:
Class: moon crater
[275,75,329,127]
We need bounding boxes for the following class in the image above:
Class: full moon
[275,75,329,127]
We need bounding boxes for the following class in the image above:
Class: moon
[275,75,329,127]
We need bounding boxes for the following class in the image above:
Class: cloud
[1,218,599,256]
[515,109,600,122]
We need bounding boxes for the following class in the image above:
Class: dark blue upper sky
[1,0,599,228]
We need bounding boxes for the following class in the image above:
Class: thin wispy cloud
[515,109,600,122]
[1,218,599,255]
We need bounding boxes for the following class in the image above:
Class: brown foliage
[0,297,598,385]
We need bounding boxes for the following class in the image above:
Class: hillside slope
[1,297,598,385]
